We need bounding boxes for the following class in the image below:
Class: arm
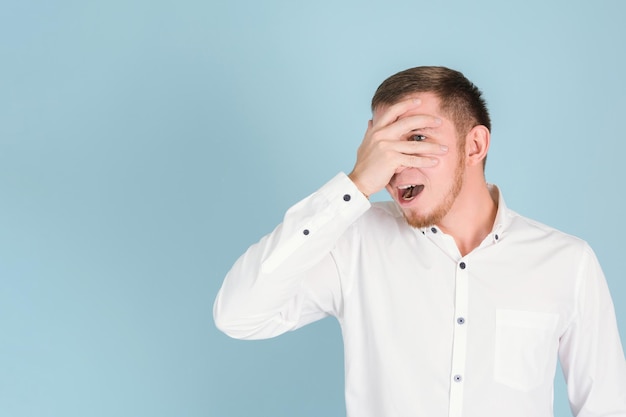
[213,173,370,340]
[559,244,626,416]
[213,98,448,340]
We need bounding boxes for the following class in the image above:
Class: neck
[437,176,498,257]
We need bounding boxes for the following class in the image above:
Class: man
[213,66,626,416]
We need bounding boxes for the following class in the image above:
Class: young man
[213,66,626,416]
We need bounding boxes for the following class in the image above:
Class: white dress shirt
[214,172,626,417]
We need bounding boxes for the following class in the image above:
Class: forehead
[372,91,445,122]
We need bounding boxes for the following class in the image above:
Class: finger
[384,114,443,139]
[394,140,449,155]
[373,98,422,128]
[398,153,440,169]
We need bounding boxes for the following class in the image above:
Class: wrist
[347,172,371,200]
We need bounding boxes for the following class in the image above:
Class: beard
[403,151,465,229]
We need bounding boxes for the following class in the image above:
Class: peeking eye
[411,134,426,142]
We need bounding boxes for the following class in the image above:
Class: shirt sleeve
[213,173,371,340]
[559,244,626,416]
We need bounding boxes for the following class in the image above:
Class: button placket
[448,258,469,417]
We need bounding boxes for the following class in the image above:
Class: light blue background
[1,1,624,416]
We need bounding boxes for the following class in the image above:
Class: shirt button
[431,227,437,233]
[343,194,351,201]
[495,234,499,241]
[303,229,310,236]
[459,262,466,269]
[454,375,463,383]
[457,317,465,325]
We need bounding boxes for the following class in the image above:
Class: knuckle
[374,139,389,152]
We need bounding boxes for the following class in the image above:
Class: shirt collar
[488,184,509,243]
[418,184,511,244]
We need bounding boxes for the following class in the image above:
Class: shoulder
[504,208,589,251]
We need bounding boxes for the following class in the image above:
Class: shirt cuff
[260,172,370,274]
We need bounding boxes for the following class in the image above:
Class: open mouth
[398,184,424,201]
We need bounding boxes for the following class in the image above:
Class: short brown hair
[371,66,491,137]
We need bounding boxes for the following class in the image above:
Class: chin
[401,209,432,229]
[401,203,449,229]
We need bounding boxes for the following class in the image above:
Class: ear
[464,125,490,167]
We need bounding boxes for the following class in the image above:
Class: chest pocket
[494,309,559,391]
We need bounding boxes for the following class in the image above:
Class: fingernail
[431,158,439,165]
[440,145,448,151]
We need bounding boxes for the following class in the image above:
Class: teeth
[398,184,416,190]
